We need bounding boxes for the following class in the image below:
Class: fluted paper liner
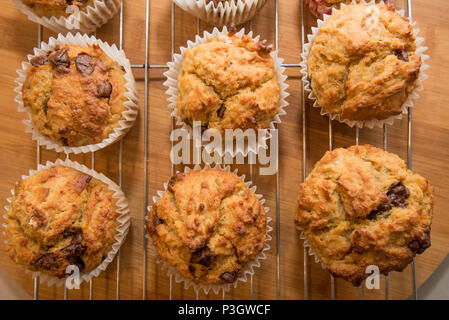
[163,26,289,157]
[174,0,267,26]
[13,0,121,33]
[299,0,429,129]
[1,158,131,287]
[146,164,272,295]
[14,32,139,154]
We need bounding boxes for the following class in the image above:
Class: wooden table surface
[1,0,448,300]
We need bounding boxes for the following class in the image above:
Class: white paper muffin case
[163,26,289,157]
[174,0,267,26]
[1,158,131,287]
[146,164,273,295]
[299,0,429,129]
[13,0,121,34]
[14,32,139,154]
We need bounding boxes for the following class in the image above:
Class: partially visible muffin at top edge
[21,0,95,18]
[147,169,267,285]
[295,145,434,286]
[177,32,280,133]
[5,165,119,278]
[307,3,421,122]
[22,44,128,147]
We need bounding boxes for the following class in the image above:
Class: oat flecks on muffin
[177,33,280,132]
[307,4,421,121]
[148,169,267,285]
[295,145,433,286]
[21,0,95,18]
[23,44,127,147]
[6,166,119,278]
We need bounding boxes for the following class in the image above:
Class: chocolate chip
[30,55,48,67]
[394,50,409,62]
[199,203,205,211]
[74,174,92,194]
[167,176,176,193]
[33,253,58,270]
[408,233,431,254]
[61,230,86,271]
[43,103,48,115]
[61,137,69,146]
[191,246,212,267]
[367,202,392,220]
[255,40,273,54]
[96,80,112,98]
[219,271,237,283]
[387,182,410,208]
[188,265,196,276]
[75,53,95,75]
[217,105,226,118]
[49,48,71,73]
[153,215,164,227]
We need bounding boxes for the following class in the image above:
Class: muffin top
[177,33,280,132]
[21,0,95,18]
[22,44,127,147]
[295,145,433,285]
[6,165,119,278]
[307,4,421,121]
[147,169,267,285]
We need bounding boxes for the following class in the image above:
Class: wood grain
[0,0,448,300]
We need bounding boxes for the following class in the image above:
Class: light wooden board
[0,0,448,300]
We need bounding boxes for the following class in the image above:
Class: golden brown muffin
[22,44,127,147]
[177,32,280,132]
[295,145,434,286]
[147,169,267,285]
[307,4,421,122]
[21,0,95,18]
[5,166,119,278]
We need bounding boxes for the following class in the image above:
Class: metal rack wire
[30,0,417,300]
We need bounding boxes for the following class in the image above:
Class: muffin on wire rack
[147,167,271,294]
[301,2,428,128]
[15,33,138,154]
[295,145,434,286]
[3,160,130,285]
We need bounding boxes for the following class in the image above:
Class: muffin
[174,0,267,26]
[306,3,422,123]
[176,32,280,132]
[21,0,95,18]
[22,44,129,148]
[5,165,120,278]
[305,0,393,19]
[295,145,434,286]
[147,169,267,286]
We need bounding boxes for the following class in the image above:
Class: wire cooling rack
[30,0,417,300]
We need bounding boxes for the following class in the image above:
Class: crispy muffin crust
[147,169,267,285]
[295,145,433,286]
[22,44,127,147]
[6,166,119,278]
[307,4,421,121]
[177,33,280,132]
[21,0,95,18]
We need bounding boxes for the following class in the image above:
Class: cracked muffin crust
[21,0,95,17]
[22,44,127,147]
[177,33,280,132]
[5,165,119,278]
[307,3,421,122]
[295,145,433,286]
[147,169,267,285]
